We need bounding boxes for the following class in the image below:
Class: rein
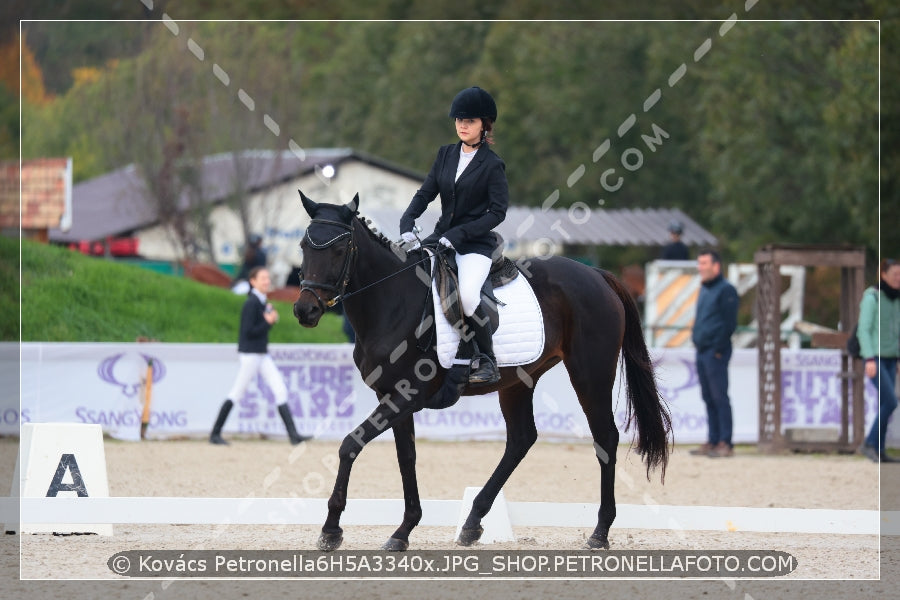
[299,218,437,309]
[330,252,434,307]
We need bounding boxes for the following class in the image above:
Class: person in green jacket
[858,258,900,463]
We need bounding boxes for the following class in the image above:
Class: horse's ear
[299,190,318,217]
[345,193,359,214]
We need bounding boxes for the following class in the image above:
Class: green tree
[691,22,877,259]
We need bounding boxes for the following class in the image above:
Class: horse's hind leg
[382,415,421,551]
[458,383,537,546]
[565,354,619,550]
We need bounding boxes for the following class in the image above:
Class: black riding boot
[427,333,474,410]
[209,399,233,445]
[468,305,500,386]
[278,403,312,445]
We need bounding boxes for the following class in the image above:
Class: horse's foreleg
[319,397,416,552]
[382,415,421,551]
[458,385,537,546]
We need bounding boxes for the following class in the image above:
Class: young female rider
[400,86,509,398]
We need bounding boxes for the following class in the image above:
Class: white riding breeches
[227,353,287,404]
[454,252,492,317]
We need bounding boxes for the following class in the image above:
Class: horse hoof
[456,526,484,547]
[381,537,409,552]
[584,534,610,550]
[317,531,343,552]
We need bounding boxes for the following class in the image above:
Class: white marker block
[16,423,112,535]
[455,486,515,544]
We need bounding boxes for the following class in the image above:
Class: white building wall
[135,159,424,286]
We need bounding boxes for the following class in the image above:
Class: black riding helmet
[667,220,684,235]
[448,86,498,122]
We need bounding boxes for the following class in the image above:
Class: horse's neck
[344,220,427,338]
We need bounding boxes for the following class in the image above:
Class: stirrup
[468,353,500,386]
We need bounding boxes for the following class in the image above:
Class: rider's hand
[401,231,418,244]
[439,237,454,249]
[264,304,279,324]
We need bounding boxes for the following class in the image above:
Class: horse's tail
[598,269,672,482]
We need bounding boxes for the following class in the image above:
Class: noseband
[299,219,356,312]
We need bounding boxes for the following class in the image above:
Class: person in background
[210,267,311,445]
[661,220,690,260]
[689,249,739,458]
[857,258,900,463]
[231,234,268,294]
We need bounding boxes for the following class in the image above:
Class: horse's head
[293,190,359,327]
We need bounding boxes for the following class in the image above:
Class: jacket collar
[451,141,488,184]
[701,273,724,288]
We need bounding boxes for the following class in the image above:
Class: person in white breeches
[225,353,287,407]
[209,267,311,446]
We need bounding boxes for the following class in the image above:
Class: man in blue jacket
[690,249,739,458]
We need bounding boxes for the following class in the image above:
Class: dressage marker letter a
[46,453,89,497]
[18,423,112,534]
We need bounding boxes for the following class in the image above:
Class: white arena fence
[2,422,890,540]
[1,496,890,537]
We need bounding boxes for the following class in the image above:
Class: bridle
[298,218,356,312]
[297,217,437,311]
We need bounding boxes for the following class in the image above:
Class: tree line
[10,5,889,269]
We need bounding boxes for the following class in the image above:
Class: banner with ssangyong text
[9,343,885,445]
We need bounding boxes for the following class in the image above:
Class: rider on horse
[400,86,509,396]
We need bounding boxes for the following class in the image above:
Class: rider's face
[455,117,483,147]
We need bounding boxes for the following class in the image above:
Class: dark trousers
[864,357,899,452]
[696,347,733,446]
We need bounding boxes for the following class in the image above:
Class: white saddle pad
[429,252,545,369]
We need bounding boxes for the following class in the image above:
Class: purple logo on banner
[656,357,699,401]
[97,352,166,397]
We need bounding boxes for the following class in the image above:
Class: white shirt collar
[251,288,267,304]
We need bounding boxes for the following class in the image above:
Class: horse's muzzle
[293,298,323,328]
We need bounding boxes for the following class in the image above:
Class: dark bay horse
[292,192,671,552]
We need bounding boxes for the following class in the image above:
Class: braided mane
[354,213,407,255]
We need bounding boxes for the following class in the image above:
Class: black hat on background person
[667,220,684,236]
[661,219,690,260]
[232,233,268,292]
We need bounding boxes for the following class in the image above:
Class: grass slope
[14,237,345,343]
[0,235,19,340]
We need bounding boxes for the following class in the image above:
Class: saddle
[431,247,519,334]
